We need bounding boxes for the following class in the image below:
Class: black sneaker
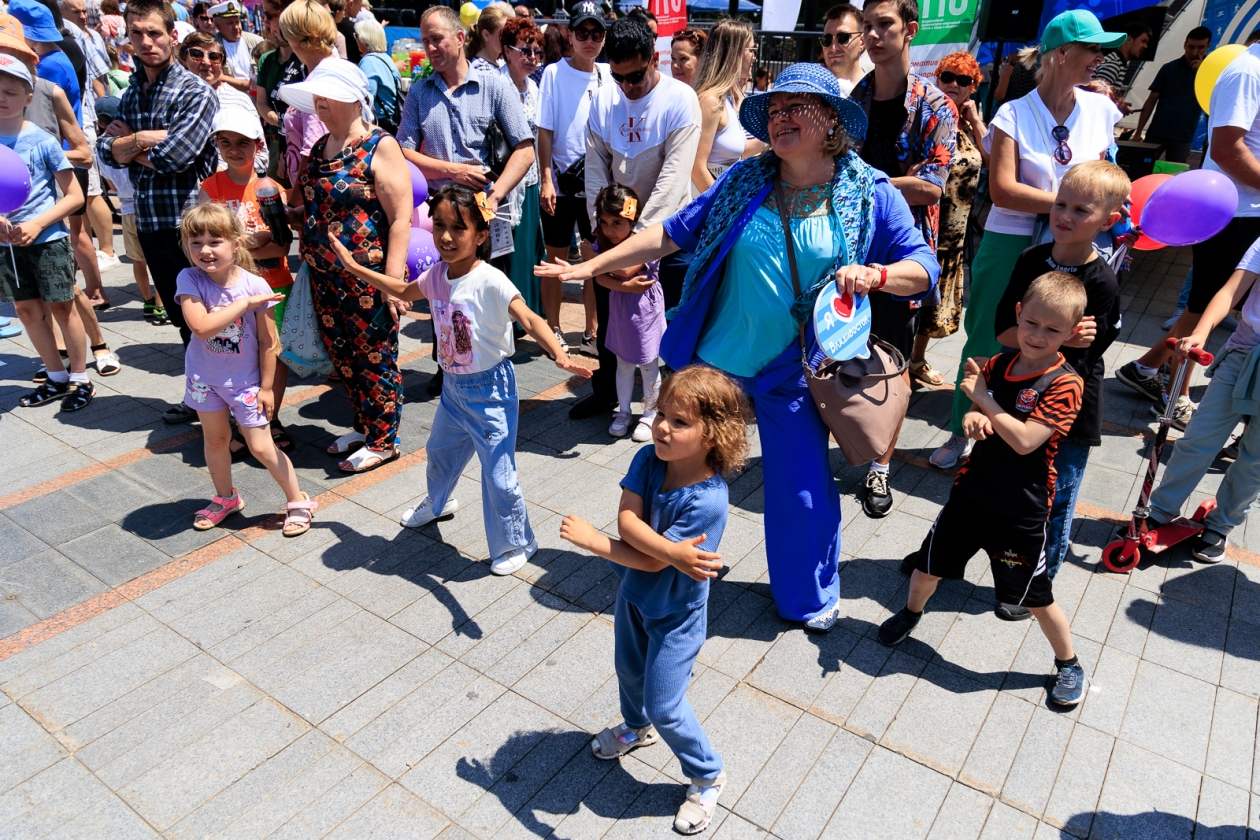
[1049,661,1086,707]
[1191,529,1227,564]
[1116,361,1166,403]
[569,393,617,420]
[877,607,921,646]
[996,603,1033,621]
[862,468,893,518]
[162,403,197,424]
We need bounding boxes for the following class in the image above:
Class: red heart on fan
[833,292,854,319]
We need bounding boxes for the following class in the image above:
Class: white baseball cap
[212,106,264,140]
[278,57,372,120]
[0,52,33,87]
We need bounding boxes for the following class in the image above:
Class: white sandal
[338,444,400,473]
[327,430,367,455]
[675,772,726,835]
[591,722,659,760]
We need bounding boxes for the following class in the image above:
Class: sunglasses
[819,31,857,48]
[195,13,211,20]
[1052,124,1072,165]
[573,26,605,42]
[507,44,543,59]
[611,67,648,85]
[937,70,974,87]
[187,47,224,62]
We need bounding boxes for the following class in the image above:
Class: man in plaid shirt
[99,0,218,422]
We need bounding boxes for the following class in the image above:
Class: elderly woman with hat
[179,30,269,173]
[538,63,938,630]
[280,57,413,472]
[929,9,1125,470]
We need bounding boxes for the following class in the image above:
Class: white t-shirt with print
[417,261,520,374]
[1206,44,1260,216]
[537,59,610,176]
[983,88,1122,236]
[588,73,699,163]
[1230,238,1260,347]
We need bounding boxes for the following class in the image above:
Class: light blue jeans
[615,593,722,782]
[424,359,534,561]
[1045,439,1091,580]
[1150,349,1260,535]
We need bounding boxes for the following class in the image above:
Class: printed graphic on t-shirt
[206,315,244,355]
[620,116,649,143]
[432,299,477,372]
[1016,388,1038,412]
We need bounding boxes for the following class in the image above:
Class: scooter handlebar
[1164,336,1214,367]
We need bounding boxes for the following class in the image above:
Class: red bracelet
[869,263,888,292]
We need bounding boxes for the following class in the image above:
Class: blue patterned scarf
[672,150,879,322]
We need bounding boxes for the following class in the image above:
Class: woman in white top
[930,9,1125,469]
[689,19,764,194]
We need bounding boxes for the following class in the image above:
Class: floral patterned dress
[299,127,401,452]
[921,126,982,339]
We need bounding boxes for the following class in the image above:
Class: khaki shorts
[121,215,144,262]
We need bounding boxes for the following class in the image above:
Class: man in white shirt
[347,0,373,24]
[1117,41,1260,427]
[570,15,700,420]
[822,3,864,95]
[211,0,259,92]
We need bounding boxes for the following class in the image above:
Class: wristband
[868,263,888,292]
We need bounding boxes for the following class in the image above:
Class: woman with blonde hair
[689,18,762,193]
[467,2,514,70]
[278,0,336,184]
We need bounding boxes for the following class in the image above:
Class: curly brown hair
[657,366,751,475]
[500,16,542,50]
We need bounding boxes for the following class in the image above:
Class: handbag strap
[772,178,810,369]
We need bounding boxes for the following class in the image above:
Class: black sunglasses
[573,26,605,41]
[819,32,857,48]
[937,70,974,87]
[1052,124,1071,165]
[187,47,224,62]
[507,44,543,59]
[611,67,648,85]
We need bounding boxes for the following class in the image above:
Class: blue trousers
[424,359,534,561]
[615,593,722,782]
[736,369,842,623]
[1044,438,1091,580]
[1150,349,1260,535]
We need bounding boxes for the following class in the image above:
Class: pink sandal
[282,494,317,537]
[193,490,245,530]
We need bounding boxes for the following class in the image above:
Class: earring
[828,127,835,136]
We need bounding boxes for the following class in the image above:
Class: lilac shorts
[184,378,269,427]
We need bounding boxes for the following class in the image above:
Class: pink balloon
[407,227,440,280]
[414,201,433,232]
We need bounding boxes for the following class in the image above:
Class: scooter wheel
[1102,540,1141,573]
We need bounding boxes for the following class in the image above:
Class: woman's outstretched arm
[534,223,679,283]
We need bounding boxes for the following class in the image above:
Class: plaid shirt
[851,73,957,253]
[97,62,219,233]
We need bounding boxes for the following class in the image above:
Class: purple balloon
[407,227,440,281]
[0,144,32,215]
[1141,170,1239,247]
[408,161,428,210]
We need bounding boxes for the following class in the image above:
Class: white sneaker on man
[491,539,537,575]
[400,496,459,528]
[96,250,121,272]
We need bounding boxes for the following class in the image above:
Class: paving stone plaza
[1,242,1258,838]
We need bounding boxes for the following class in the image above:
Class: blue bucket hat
[8,0,62,43]
[740,63,867,144]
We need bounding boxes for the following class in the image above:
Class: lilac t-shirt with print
[175,267,276,388]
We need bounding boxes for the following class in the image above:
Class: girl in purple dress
[595,186,666,442]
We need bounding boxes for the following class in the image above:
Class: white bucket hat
[212,106,264,141]
[278,57,373,121]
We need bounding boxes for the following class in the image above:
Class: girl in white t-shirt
[931,11,1125,471]
[329,184,591,575]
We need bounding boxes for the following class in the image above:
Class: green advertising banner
[910,0,980,76]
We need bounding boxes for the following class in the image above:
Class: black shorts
[869,292,920,358]
[541,194,593,250]
[1190,216,1260,314]
[69,168,88,216]
[912,493,1055,608]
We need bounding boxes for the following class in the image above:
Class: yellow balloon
[1196,43,1247,115]
[460,2,480,29]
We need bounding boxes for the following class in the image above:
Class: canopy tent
[686,0,761,11]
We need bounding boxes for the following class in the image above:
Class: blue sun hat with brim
[8,0,62,43]
[740,62,867,144]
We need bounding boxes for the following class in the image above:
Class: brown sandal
[909,359,945,387]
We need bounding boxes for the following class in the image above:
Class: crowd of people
[3,0,1260,831]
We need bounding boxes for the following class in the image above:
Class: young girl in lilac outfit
[594,185,666,442]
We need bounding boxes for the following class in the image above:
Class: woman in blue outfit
[537,64,938,631]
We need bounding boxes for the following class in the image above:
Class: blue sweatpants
[615,593,722,782]
[424,359,534,561]
[736,370,843,623]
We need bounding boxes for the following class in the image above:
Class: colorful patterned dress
[300,128,402,452]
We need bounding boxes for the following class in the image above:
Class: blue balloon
[0,144,32,215]
[408,161,428,210]
[407,227,440,280]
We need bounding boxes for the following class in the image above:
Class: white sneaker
[96,250,121,272]
[580,333,598,356]
[929,434,973,469]
[491,539,537,576]
[631,417,653,442]
[552,326,569,354]
[400,496,459,528]
[804,603,841,632]
[1153,396,1197,432]
[609,411,631,437]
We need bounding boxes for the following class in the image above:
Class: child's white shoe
[490,539,537,575]
[675,771,726,835]
[631,417,653,442]
[609,412,631,437]
[400,496,459,528]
